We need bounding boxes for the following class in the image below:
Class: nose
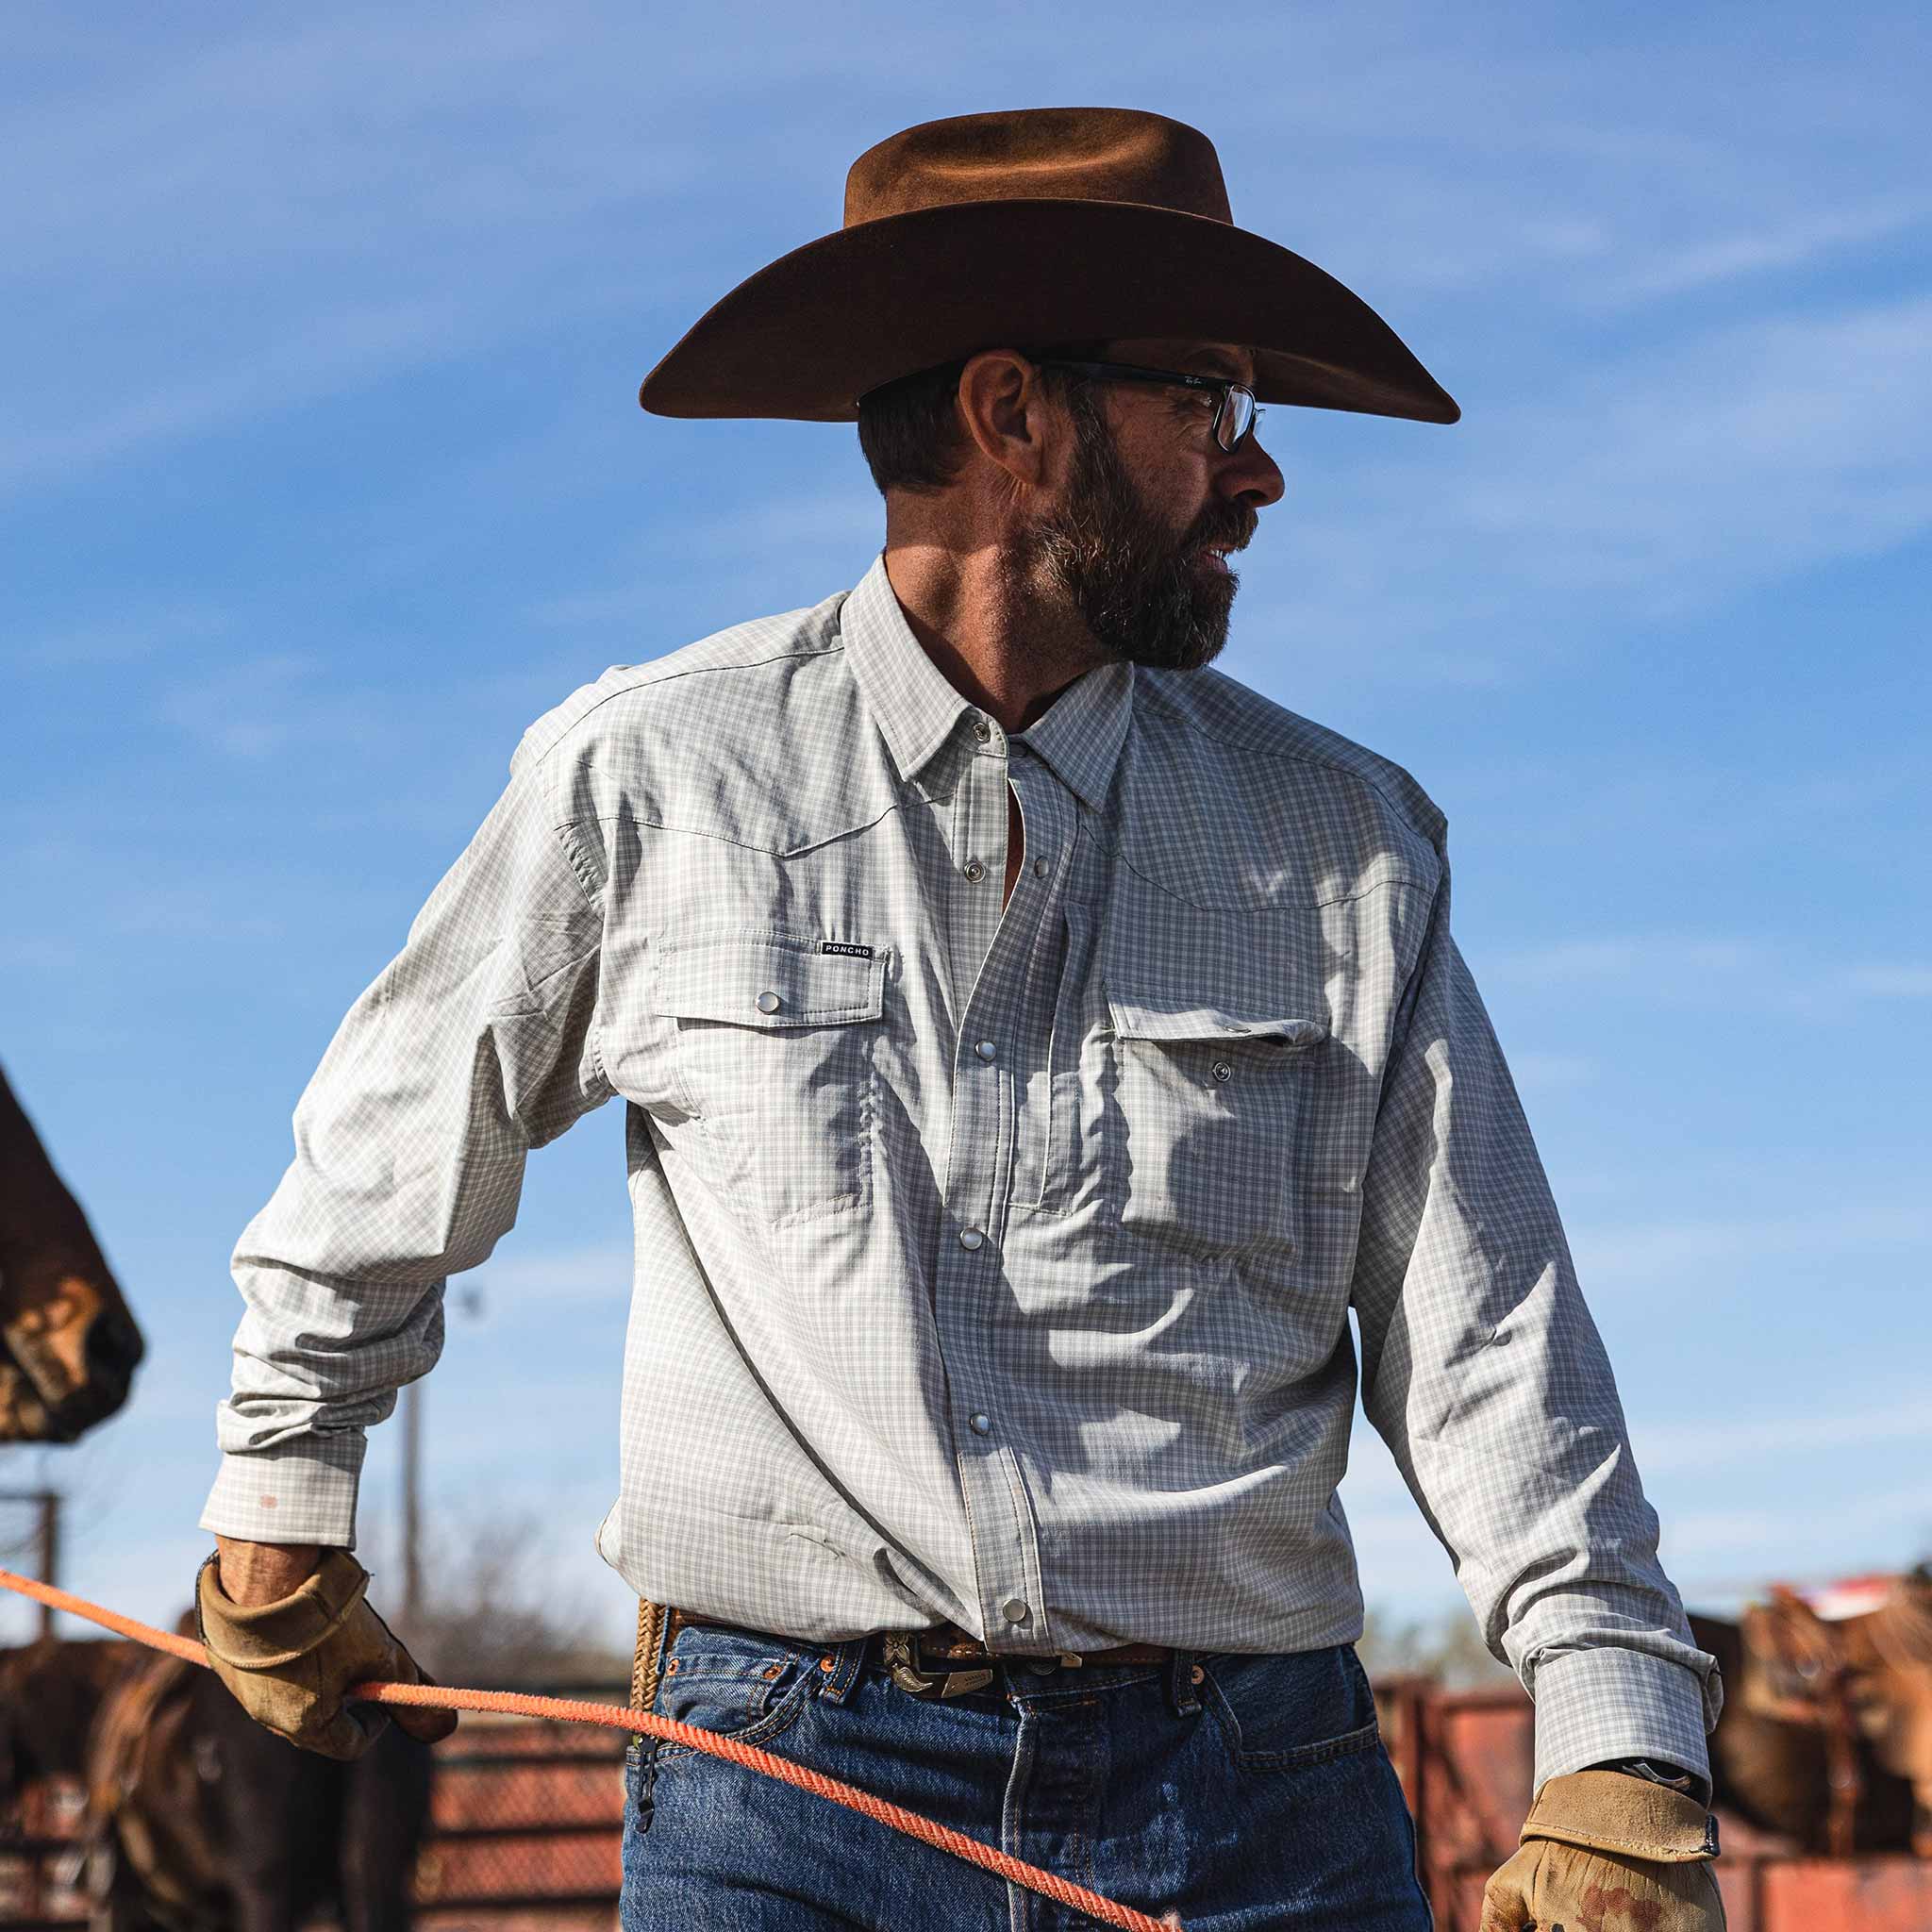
[1219,429,1284,510]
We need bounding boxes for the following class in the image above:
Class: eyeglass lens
[1217,386,1257,452]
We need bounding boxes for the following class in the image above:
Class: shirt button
[974,1040,997,1061]
[962,858,986,882]
[969,1412,991,1434]
[958,1227,986,1252]
[1210,1059,1233,1082]
[756,991,782,1015]
[972,717,992,742]
[1032,858,1049,877]
[1001,1598,1031,1625]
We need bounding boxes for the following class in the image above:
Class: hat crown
[844,107,1232,229]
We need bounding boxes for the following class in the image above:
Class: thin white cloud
[157,653,406,762]
[531,493,883,631]
[1483,934,1932,1015]
[1635,1399,1931,1475]
[1489,937,1769,985]
[0,301,458,497]
[1254,289,1932,686]
[1604,200,1932,305]
[1507,1052,1599,1091]
[468,1241,633,1308]
[8,606,231,671]
[1573,1206,1930,1291]
[1459,294,1932,604]
[1843,964,1932,997]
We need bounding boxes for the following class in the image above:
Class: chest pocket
[651,933,886,1227]
[1101,978,1327,1264]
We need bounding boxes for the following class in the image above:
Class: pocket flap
[653,934,885,1027]
[1107,985,1327,1050]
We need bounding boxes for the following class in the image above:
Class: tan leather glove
[195,1548,458,1759]
[1480,1769,1724,1930]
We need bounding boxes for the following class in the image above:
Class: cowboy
[195,108,1725,1930]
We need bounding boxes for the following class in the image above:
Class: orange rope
[0,1567,1179,1932]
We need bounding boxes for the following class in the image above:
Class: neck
[881,529,1101,735]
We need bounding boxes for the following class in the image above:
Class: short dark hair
[855,342,1108,498]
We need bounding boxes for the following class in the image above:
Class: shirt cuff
[199,1441,364,1547]
[1527,1645,1718,1796]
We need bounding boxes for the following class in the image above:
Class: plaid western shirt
[204,553,1720,1788]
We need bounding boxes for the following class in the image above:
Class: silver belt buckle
[884,1631,996,1699]
[882,1632,941,1695]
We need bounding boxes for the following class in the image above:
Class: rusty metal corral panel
[413,1713,625,1920]
[1375,1677,1531,1926]
[1758,1857,1932,1929]
[1372,1678,1932,1931]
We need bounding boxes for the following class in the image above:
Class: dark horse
[0,1061,144,1442]
[0,1631,433,1932]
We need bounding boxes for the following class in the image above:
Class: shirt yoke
[508,591,923,865]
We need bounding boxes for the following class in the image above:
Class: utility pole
[0,1489,61,1639]
[396,1285,482,1630]
[401,1381,423,1624]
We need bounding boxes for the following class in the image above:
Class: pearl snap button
[972,718,992,741]
[1002,1598,1031,1624]
[958,1227,986,1252]
[969,1412,991,1434]
[974,1040,996,1061]
[1211,1059,1234,1082]
[962,858,986,882]
[757,991,782,1014]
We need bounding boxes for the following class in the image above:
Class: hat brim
[639,197,1457,425]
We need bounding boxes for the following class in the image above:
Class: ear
[955,350,1066,493]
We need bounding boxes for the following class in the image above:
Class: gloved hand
[195,1547,458,1759]
[1480,1769,1724,1930]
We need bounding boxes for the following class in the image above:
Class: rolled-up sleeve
[201,752,611,1547]
[1349,862,1722,1792]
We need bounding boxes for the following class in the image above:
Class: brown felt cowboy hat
[639,106,1457,426]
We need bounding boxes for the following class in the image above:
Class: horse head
[0,1063,144,1443]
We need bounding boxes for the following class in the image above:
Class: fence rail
[6,1674,1930,1928]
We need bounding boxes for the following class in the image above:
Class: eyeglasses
[1032,358,1261,453]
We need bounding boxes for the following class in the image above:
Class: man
[196,108,1725,1929]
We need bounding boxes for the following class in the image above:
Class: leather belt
[665,1608,1173,1699]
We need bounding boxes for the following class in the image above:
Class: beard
[1020,391,1257,672]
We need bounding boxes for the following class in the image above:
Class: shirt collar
[1011,658,1134,812]
[842,552,1134,811]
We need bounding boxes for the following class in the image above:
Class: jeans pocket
[1198,1643,1382,1771]
[648,1626,820,1774]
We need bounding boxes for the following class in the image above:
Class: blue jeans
[620,1622,1432,1930]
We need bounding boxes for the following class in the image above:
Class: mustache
[1184,506,1259,555]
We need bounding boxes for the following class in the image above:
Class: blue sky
[3,3,1927,1657]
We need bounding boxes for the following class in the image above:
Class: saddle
[88,1644,226,1932]
[1736,1575,1929,1857]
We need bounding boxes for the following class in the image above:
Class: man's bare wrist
[213,1533,324,1607]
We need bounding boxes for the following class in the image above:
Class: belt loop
[816,1633,869,1706]
[1167,1647,1201,1717]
